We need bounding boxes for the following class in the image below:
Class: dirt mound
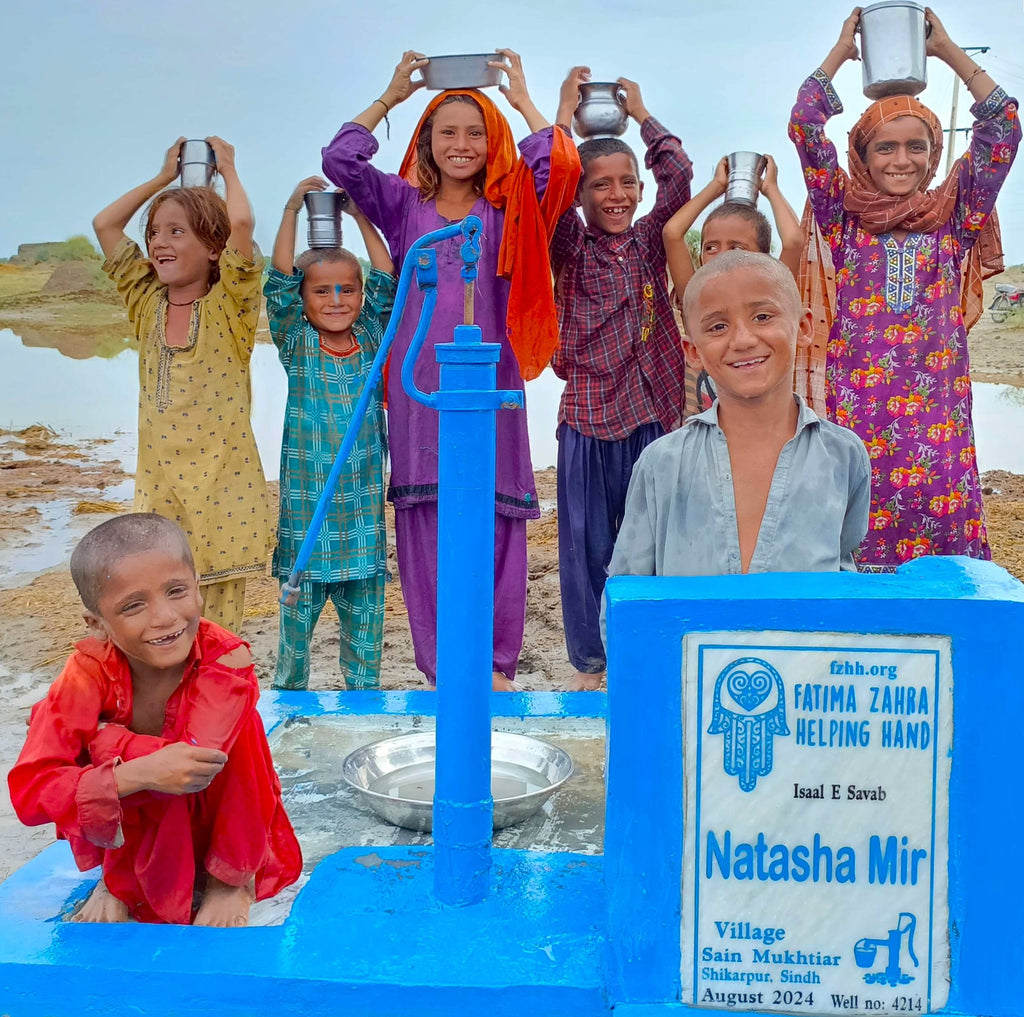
[40,261,106,296]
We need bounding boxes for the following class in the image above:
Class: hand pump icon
[855,912,919,986]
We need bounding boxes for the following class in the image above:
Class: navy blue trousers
[556,421,664,672]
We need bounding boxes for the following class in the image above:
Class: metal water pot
[304,191,348,250]
[573,82,628,140]
[178,140,216,189]
[859,0,929,99]
[725,151,768,207]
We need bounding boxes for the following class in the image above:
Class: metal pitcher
[725,151,767,207]
[304,191,348,250]
[573,82,628,140]
[859,0,929,99]
[178,140,216,189]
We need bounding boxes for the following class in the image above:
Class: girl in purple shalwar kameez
[790,8,1020,569]
[323,50,580,687]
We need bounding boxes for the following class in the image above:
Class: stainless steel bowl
[342,731,574,832]
[303,191,348,250]
[179,139,216,189]
[725,151,768,207]
[859,1,929,99]
[573,82,628,140]
[419,54,503,91]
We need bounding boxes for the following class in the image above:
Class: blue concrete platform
[0,844,605,1017]
[0,691,609,1017]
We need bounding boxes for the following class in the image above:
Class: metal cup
[859,0,929,99]
[725,152,768,207]
[178,140,216,189]
[573,82,629,140]
[304,191,348,250]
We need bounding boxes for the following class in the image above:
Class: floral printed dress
[790,71,1020,568]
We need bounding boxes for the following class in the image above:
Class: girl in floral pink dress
[790,7,1020,569]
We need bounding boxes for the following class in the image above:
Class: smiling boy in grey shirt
[608,250,869,579]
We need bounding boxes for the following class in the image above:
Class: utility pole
[946,46,990,174]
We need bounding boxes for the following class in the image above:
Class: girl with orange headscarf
[789,7,1020,570]
[322,49,581,688]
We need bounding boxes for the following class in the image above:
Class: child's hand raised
[206,136,236,175]
[342,192,368,221]
[381,51,429,108]
[556,66,590,130]
[286,176,329,213]
[923,8,954,60]
[713,155,730,196]
[617,78,651,125]
[759,154,780,195]
[560,66,591,108]
[835,8,862,63]
[491,48,533,113]
[821,8,860,79]
[160,138,187,186]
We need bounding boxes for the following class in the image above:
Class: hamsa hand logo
[707,657,790,792]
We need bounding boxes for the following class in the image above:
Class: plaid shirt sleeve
[551,206,586,275]
[359,268,398,354]
[635,117,693,243]
[263,267,306,371]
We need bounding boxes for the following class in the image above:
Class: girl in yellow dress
[93,138,270,633]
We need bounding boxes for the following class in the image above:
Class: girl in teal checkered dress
[266,177,396,689]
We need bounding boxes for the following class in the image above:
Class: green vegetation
[685,228,700,269]
[54,235,101,261]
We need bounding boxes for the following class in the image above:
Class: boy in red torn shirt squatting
[8,513,301,926]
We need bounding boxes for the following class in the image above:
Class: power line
[946,47,990,174]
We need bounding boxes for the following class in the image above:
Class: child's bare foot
[194,875,255,928]
[492,671,516,691]
[568,671,604,691]
[70,878,130,923]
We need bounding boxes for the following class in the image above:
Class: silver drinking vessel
[725,151,768,207]
[573,82,629,140]
[419,54,504,90]
[859,0,929,99]
[304,191,348,250]
[178,140,216,189]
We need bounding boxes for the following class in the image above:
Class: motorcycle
[990,283,1024,323]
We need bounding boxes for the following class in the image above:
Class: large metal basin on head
[342,731,574,832]
[420,53,503,90]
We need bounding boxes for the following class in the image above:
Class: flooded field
[0,327,565,477]
[5,325,1024,479]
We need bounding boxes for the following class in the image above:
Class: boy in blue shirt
[609,251,869,578]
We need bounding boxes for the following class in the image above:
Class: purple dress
[323,122,556,518]
[322,123,560,680]
[790,72,1021,568]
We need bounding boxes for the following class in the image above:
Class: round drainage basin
[342,731,574,832]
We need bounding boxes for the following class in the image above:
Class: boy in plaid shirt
[265,178,395,690]
[551,69,693,690]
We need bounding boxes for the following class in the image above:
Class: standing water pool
[3,326,1024,477]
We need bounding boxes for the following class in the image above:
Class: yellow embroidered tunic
[104,238,271,583]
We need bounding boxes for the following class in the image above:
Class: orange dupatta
[798,94,1004,412]
[399,89,581,380]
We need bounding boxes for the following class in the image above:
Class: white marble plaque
[681,632,951,1015]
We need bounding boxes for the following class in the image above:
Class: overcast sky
[3,0,1023,264]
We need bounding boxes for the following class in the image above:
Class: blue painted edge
[603,556,1024,1016]
[258,689,607,735]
